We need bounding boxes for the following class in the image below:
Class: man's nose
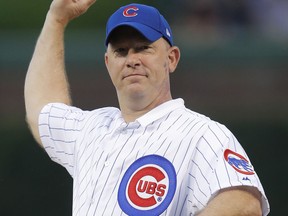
[126,50,141,68]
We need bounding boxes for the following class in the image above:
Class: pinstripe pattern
[39,99,269,215]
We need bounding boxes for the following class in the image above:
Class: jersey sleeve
[38,103,88,176]
[190,121,270,215]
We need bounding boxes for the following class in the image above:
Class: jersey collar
[136,98,185,127]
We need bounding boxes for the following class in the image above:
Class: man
[24,0,270,215]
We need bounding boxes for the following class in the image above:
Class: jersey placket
[88,121,142,215]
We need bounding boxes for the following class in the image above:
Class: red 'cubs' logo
[118,155,176,215]
[127,165,168,209]
[123,6,139,17]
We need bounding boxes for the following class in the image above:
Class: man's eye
[114,48,127,55]
[136,45,150,52]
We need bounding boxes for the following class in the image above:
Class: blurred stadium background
[0,0,287,215]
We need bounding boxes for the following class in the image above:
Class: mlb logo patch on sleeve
[118,155,176,215]
[224,149,255,175]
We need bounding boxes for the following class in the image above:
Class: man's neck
[119,93,172,123]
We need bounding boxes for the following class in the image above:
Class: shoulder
[42,102,119,113]
[181,105,233,142]
[40,102,121,123]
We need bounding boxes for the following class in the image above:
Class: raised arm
[24,0,96,145]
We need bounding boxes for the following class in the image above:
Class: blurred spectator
[171,0,223,45]
[174,0,288,42]
[247,0,288,41]
[171,0,253,44]
[217,0,252,33]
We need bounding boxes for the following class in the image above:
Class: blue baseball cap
[105,3,173,46]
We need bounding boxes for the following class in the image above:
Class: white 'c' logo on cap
[123,6,139,17]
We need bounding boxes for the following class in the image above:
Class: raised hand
[49,0,97,25]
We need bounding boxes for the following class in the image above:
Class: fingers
[75,0,97,15]
[72,0,96,5]
[49,0,97,25]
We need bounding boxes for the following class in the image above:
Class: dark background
[1,0,287,215]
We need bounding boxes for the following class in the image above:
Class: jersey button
[104,161,110,167]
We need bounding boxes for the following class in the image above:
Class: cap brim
[105,22,162,46]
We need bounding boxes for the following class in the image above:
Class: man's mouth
[123,74,147,80]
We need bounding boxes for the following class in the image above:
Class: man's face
[105,26,179,103]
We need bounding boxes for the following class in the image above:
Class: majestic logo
[123,6,139,17]
[118,155,176,215]
[224,149,255,175]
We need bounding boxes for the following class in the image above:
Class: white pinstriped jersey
[39,98,269,215]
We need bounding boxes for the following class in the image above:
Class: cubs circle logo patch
[224,149,255,175]
[118,155,176,215]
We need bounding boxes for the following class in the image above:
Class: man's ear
[168,46,181,73]
[105,52,112,75]
[104,52,108,68]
